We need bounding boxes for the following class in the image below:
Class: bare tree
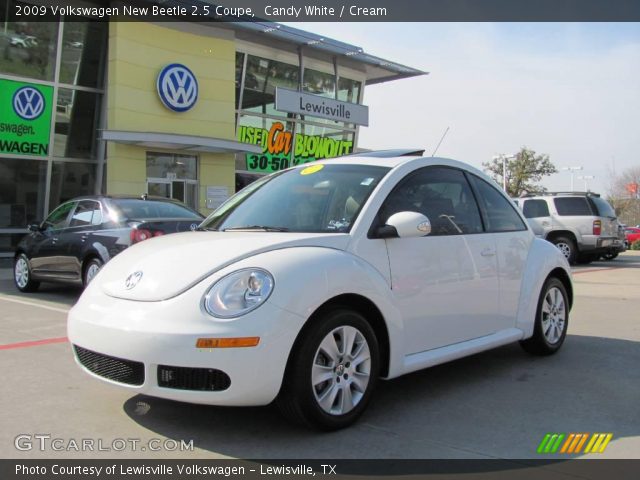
[482,147,557,197]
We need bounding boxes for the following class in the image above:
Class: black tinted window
[379,167,483,235]
[112,200,201,220]
[469,176,527,232]
[522,199,550,218]
[590,197,616,218]
[554,197,593,216]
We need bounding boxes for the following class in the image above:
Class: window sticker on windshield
[300,164,324,175]
[361,177,374,186]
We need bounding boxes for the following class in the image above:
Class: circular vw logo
[125,271,143,290]
[190,223,199,231]
[156,64,198,112]
[13,86,45,120]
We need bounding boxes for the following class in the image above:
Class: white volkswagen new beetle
[68,155,572,430]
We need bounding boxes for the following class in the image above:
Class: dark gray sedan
[14,195,204,292]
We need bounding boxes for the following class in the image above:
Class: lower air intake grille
[158,365,231,391]
[74,345,145,386]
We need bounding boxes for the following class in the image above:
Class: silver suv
[514,192,622,264]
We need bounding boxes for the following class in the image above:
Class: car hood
[98,231,350,301]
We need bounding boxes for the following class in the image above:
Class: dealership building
[0,0,423,257]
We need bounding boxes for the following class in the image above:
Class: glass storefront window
[0,157,47,228]
[59,20,107,88]
[303,68,335,98]
[0,1,58,81]
[237,115,354,174]
[54,88,101,159]
[338,77,361,103]
[146,152,197,180]
[241,54,299,116]
[49,161,97,206]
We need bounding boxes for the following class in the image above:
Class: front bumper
[67,282,305,406]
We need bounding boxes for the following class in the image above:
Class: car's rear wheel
[14,254,40,293]
[83,258,103,287]
[520,277,569,356]
[277,308,379,430]
[550,236,577,264]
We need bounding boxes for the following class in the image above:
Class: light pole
[561,166,583,191]
[493,154,516,192]
[577,175,595,191]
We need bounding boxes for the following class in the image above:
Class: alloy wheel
[312,325,372,415]
[541,286,566,344]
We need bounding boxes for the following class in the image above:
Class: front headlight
[203,268,274,318]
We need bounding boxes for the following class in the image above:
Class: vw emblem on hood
[156,63,198,112]
[125,271,143,290]
[13,86,45,120]
[190,223,199,231]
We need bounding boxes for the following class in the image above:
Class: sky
[288,22,640,195]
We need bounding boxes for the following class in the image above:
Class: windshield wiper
[223,225,290,232]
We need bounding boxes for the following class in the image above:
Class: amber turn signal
[196,337,260,348]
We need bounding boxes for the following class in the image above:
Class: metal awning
[100,130,263,154]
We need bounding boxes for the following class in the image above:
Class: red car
[625,227,640,247]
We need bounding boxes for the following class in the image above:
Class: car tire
[277,308,380,430]
[83,257,103,287]
[14,254,40,293]
[520,277,569,356]
[550,236,577,264]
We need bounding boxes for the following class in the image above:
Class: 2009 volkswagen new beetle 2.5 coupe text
[68,154,572,430]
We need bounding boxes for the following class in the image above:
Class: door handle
[480,248,496,257]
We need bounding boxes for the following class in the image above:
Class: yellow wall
[106,22,236,213]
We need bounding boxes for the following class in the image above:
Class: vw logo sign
[190,223,199,231]
[125,271,143,290]
[13,86,45,120]
[156,63,198,112]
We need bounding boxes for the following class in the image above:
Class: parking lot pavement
[0,253,638,460]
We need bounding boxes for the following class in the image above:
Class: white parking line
[0,294,70,314]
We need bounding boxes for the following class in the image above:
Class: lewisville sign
[0,78,53,157]
[238,121,354,174]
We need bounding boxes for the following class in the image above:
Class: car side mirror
[376,211,431,238]
[28,222,42,232]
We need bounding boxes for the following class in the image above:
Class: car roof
[65,194,184,203]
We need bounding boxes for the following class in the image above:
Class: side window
[522,199,550,218]
[70,200,102,227]
[378,167,483,235]
[554,197,593,216]
[468,175,527,232]
[43,202,77,231]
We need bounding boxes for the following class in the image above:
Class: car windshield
[111,199,202,219]
[201,164,390,233]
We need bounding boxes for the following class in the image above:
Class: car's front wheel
[277,308,379,430]
[520,277,569,356]
[14,254,40,293]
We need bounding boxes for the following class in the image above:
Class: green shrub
[631,240,640,251]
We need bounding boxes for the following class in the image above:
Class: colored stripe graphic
[585,433,613,453]
[539,433,613,454]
